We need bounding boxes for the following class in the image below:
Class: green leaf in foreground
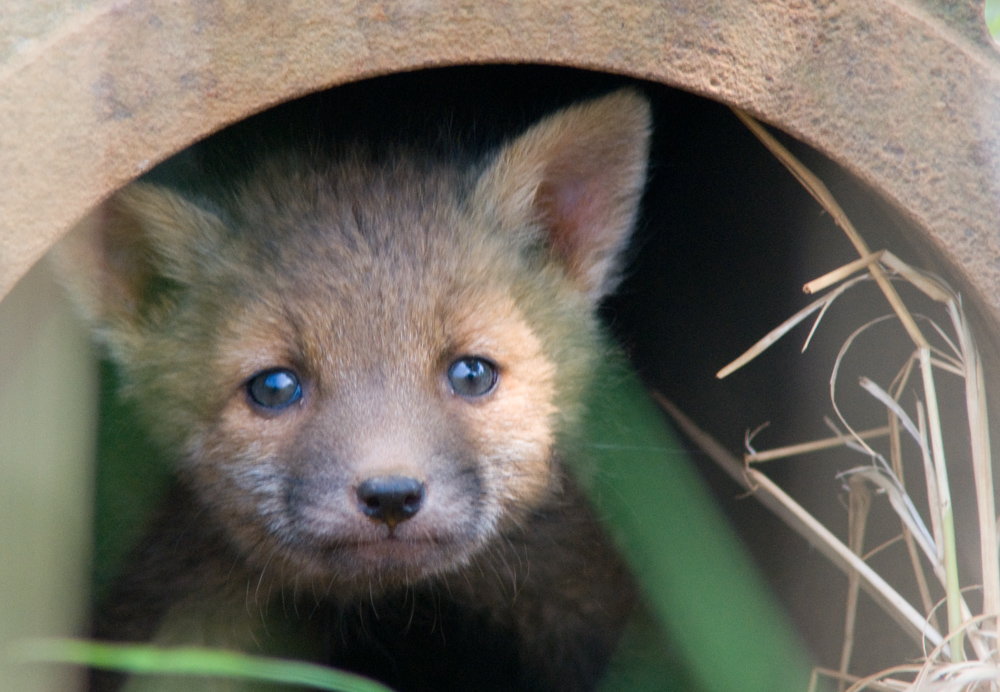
[581,358,813,692]
[10,638,394,692]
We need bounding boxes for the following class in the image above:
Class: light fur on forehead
[473,88,652,303]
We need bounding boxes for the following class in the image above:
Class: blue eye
[247,368,302,410]
[447,357,498,398]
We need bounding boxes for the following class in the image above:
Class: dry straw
[660,108,1000,691]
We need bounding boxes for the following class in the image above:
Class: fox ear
[51,183,226,356]
[474,88,652,302]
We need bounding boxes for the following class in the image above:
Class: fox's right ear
[472,89,651,304]
[51,183,225,357]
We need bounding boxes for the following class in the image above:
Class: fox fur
[55,88,652,692]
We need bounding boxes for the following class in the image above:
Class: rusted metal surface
[1,0,999,320]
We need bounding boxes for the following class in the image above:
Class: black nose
[356,476,425,527]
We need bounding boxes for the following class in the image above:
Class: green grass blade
[582,358,813,692]
[10,638,395,692]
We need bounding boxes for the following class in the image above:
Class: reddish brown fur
[55,89,652,692]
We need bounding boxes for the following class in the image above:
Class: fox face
[56,89,651,597]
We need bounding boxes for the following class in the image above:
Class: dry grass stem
[842,468,937,574]
[843,665,923,692]
[804,252,885,295]
[862,535,905,563]
[745,426,891,464]
[842,477,873,689]
[914,402,945,561]
[809,667,910,692]
[654,394,944,651]
[716,276,868,379]
[962,336,999,620]
[728,108,926,349]
[888,392,940,634]
[929,358,965,378]
[877,253,953,305]
[686,110,1000,689]
[918,346,965,658]
[858,377,922,447]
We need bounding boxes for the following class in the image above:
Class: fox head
[55,89,651,592]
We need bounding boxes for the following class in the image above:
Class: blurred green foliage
[91,361,172,600]
[581,357,812,692]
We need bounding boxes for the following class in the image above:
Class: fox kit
[56,88,652,692]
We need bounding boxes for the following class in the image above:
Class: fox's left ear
[473,88,652,303]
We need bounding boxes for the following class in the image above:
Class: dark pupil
[249,369,301,409]
[448,358,496,397]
